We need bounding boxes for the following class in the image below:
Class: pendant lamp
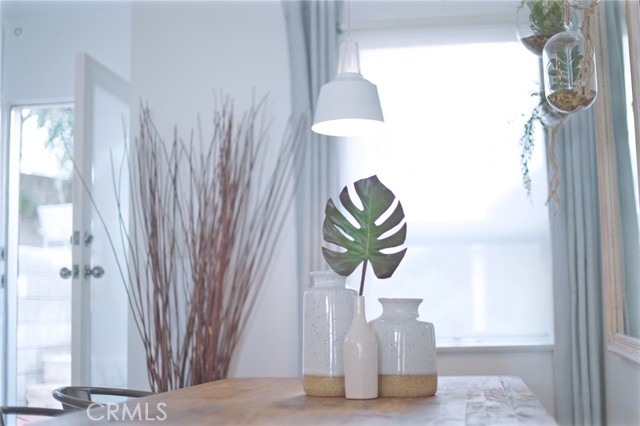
[311,38,384,137]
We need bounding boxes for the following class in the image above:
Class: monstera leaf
[322,175,407,294]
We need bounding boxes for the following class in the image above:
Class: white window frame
[338,13,554,348]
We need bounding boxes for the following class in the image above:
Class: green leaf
[322,175,407,282]
[527,0,565,34]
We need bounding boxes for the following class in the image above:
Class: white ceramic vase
[369,298,437,397]
[343,295,378,399]
[302,270,356,396]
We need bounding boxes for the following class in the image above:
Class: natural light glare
[344,42,544,226]
[340,41,553,346]
[19,114,62,178]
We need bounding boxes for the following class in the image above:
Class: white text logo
[86,402,167,422]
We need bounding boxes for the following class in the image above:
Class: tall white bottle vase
[343,295,378,399]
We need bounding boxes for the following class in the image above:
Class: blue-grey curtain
[281,0,342,367]
[549,107,605,426]
[551,2,640,423]
[547,1,639,422]
[282,1,341,279]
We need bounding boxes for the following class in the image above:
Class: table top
[39,376,556,425]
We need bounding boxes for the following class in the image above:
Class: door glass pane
[15,105,73,406]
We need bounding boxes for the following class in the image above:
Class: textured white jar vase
[369,298,437,397]
[343,295,378,399]
[302,270,356,396]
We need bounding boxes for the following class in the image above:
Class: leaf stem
[358,259,368,296]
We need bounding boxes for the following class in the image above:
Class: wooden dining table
[39,376,556,425]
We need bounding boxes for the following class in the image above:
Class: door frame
[72,52,130,387]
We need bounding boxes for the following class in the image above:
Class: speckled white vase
[302,270,356,396]
[369,298,437,397]
[344,295,378,399]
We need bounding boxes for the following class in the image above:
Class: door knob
[84,265,104,279]
[59,265,79,279]
[59,267,72,279]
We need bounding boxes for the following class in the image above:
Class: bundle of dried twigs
[100,97,305,391]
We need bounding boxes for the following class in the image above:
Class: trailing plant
[321,175,407,296]
[520,97,541,198]
[519,90,566,206]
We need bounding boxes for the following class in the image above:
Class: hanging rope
[546,117,566,213]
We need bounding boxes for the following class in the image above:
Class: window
[340,33,553,346]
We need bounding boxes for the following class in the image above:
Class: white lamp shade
[311,74,384,137]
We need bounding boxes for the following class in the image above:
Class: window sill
[436,341,554,353]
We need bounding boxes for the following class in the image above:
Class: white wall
[1,3,131,105]
[128,0,298,387]
[605,351,640,425]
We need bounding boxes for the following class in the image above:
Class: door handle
[59,267,72,279]
[85,265,104,279]
[59,265,79,279]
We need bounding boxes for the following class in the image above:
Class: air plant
[523,0,565,35]
[517,0,566,55]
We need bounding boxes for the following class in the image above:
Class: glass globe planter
[540,93,567,127]
[543,28,597,113]
[516,0,566,56]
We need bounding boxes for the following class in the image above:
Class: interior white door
[73,52,130,386]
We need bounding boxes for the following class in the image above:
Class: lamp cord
[346,0,352,41]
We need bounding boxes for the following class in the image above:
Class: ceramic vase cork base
[302,271,356,396]
[343,295,378,399]
[369,298,437,397]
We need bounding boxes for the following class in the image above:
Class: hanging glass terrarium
[517,0,566,56]
[542,2,598,113]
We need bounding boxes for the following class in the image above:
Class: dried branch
[83,95,306,391]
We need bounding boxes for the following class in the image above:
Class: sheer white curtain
[282,0,342,287]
